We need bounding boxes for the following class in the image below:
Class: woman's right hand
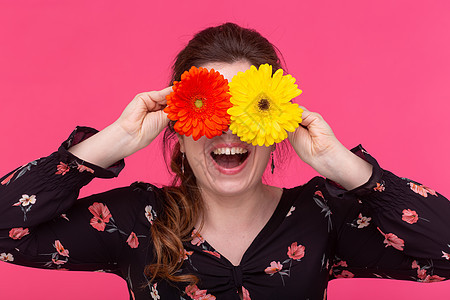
[68,87,172,168]
[114,87,172,151]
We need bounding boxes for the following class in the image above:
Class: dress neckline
[194,186,299,267]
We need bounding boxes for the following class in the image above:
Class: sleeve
[324,145,450,282]
[0,126,148,274]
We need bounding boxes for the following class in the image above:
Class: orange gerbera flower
[164,66,232,141]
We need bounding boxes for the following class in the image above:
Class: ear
[177,134,185,153]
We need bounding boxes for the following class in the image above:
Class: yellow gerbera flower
[227,64,303,146]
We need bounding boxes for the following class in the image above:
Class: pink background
[1,0,449,299]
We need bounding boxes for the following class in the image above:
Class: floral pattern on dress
[442,244,450,260]
[55,162,70,175]
[264,242,306,285]
[185,284,216,300]
[76,162,94,173]
[55,160,95,175]
[242,287,251,300]
[330,257,355,278]
[377,227,404,251]
[150,283,160,300]
[1,160,38,186]
[411,260,446,282]
[42,240,70,268]
[145,205,157,224]
[401,209,429,224]
[313,190,332,232]
[126,232,139,248]
[373,181,385,192]
[286,206,295,217]
[401,178,438,198]
[9,227,29,239]
[0,252,14,262]
[179,248,194,263]
[203,250,220,258]
[88,202,112,231]
[348,213,371,228]
[12,194,37,222]
[191,229,205,246]
[88,202,145,249]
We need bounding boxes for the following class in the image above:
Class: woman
[0,23,449,300]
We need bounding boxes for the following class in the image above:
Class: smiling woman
[1,22,450,300]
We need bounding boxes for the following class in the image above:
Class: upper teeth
[213,147,248,155]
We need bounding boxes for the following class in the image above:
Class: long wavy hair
[144,22,285,285]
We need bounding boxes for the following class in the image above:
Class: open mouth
[210,146,250,169]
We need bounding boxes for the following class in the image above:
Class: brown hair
[145,22,285,285]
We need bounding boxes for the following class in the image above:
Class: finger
[151,86,173,104]
[300,110,322,128]
[298,105,309,112]
[138,87,173,112]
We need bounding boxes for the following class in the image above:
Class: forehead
[200,60,252,81]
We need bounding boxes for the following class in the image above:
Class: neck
[198,182,282,231]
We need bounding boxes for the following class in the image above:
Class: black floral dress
[1,127,449,300]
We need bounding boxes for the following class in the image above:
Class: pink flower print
[88,202,112,231]
[417,268,427,280]
[185,284,201,298]
[13,194,37,206]
[191,229,205,246]
[377,227,404,251]
[314,190,324,198]
[442,251,450,260]
[287,242,305,260]
[422,275,446,283]
[373,182,385,192]
[333,260,348,268]
[203,250,221,258]
[0,253,14,262]
[179,249,194,262]
[408,182,437,197]
[76,162,94,174]
[411,260,420,269]
[52,257,67,265]
[185,284,215,300]
[54,240,69,257]
[127,232,139,248]
[265,261,283,275]
[1,170,17,185]
[9,227,30,240]
[286,206,296,217]
[145,205,154,224]
[356,213,371,228]
[335,270,354,278]
[55,162,70,175]
[402,209,419,224]
[242,287,251,300]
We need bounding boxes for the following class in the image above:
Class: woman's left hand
[288,107,373,190]
[288,107,341,167]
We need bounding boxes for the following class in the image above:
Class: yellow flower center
[258,98,270,111]
[194,98,204,108]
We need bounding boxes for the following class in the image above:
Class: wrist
[311,144,373,190]
[68,122,139,168]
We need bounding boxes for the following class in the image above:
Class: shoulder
[284,176,326,199]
